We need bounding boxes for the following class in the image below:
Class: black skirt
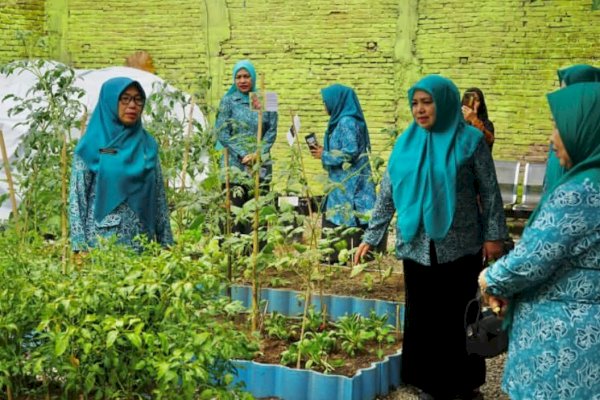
[401,244,485,398]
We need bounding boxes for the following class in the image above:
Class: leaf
[125,332,142,349]
[106,330,118,348]
[55,332,69,356]
[350,263,367,278]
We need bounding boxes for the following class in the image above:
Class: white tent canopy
[0,61,209,221]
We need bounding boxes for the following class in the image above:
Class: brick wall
[0,1,47,62]
[220,0,407,184]
[415,0,600,163]
[1,0,599,181]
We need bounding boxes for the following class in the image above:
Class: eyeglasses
[119,94,144,106]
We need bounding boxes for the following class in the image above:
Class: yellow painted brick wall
[0,1,47,62]
[416,0,600,163]
[1,0,599,180]
[64,0,209,90]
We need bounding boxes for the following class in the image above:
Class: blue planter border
[230,285,405,400]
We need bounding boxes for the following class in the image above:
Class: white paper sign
[265,91,278,112]
[286,114,301,146]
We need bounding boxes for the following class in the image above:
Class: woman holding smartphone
[461,88,495,152]
[310,84,377,262]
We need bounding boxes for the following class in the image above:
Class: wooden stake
[180,97,195,191]
[6,385,13,400]
[61,129,68,272]
[0,129,18,223]
[251,76,265,332]
[224,147,232,298]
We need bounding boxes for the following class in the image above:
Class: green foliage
[334,314,375,357]
[0,229,257,399]
[1,59,85,235]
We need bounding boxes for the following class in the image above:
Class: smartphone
[305,133,319,149]
[462,92,476,108]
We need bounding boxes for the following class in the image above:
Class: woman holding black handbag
[355,75,508,400]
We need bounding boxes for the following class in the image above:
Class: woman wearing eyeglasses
[69,77,173,251]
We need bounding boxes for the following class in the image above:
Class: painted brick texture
[0,1,47,61]
[415,0,600,163]
[1,1,599,179]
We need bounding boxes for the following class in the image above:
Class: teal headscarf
[320,84,370,151]
[226,59,257,96]
[387,75,483,242]
[530,82,600,223]
[75,77,159,236]
[557,64,600,86]
[546,64,600,190]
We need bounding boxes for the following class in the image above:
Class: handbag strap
[464,291,483,330]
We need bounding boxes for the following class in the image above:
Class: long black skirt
[401,246,485,398]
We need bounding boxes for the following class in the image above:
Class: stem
[6,385,13,400]
[296,283,312,369]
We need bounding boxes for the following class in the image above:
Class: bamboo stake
[0,129,18,224]
[251,76,265,332]
[224,148,232,298]
[180,97,195,191]
[61,128,68,272]
[6,385,13,400]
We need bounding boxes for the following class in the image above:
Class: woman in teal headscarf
[310,84,377,261]
[355,75,507,400]
[69,77,173,251]
[215,60,278,235]
[480,82,600,399]
[544,64,600,192]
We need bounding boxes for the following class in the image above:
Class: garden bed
[229,286,404,400]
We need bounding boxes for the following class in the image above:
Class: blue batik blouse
[322,116,376,227]
[485,178,600,400]
[69,154,173,251]
[215,90,278,183]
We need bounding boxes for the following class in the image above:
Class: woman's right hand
[354,242,372,264]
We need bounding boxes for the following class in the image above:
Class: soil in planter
[241,256,405,302]
[254,335,402,377]
[248,318,403,378]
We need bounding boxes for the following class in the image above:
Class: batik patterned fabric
[215,90,278,183]
[485,178,600,399]
[321,116,376,226]
[69,154,173,251]
[364,138,507,265]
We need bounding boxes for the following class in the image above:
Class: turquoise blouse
[322,116,376,227]
[485,179,600,399]
[364,139,507,265]
[215,91,278,183]
[69,154,173,251]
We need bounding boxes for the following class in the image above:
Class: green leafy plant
[0,228,257,399]
[334,314,375,357]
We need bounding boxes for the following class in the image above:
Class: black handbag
[464,292,508,358]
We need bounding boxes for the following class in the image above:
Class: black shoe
[419,392,436,400]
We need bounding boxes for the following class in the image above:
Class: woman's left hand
[310,145,323,159]
[483,240,504,262]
